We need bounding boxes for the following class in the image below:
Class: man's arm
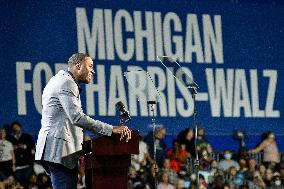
[58,82,131,141]
[58,86,113,136]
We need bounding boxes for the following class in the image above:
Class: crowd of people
[0,122,52,189]
[0,121,283,189]
[128,127,283,189]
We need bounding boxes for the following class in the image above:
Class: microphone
[157,55,175,63]
[115,101,131,121]
[157,55,199,89]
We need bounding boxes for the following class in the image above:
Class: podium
[82,130,139,189]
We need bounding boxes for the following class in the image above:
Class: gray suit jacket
[35,70,113,169]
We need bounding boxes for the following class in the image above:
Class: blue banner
[1,0,284,151]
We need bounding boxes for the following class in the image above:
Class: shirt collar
[67,70,82,93]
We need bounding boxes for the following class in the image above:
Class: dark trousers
[41,161,78,189]
[14,165,34,188]
[0,160,13,178]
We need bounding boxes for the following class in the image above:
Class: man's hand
[112,126,131,142]
[14,144,27,150]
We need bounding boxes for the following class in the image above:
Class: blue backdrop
[1,0,283,151]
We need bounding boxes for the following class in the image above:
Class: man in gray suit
[35,53,131,188]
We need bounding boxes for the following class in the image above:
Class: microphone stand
[148,101,158,189]
[190,86,200,188]
[157,55,200,187]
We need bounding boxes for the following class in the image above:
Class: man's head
[155,127,166,140]
[11,121,22,134]
[68,53,94,84]
[248,158,257,170]
[239,158,247,169]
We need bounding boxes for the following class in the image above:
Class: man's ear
[76,63,81,70]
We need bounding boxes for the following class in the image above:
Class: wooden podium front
[82,130,139,189]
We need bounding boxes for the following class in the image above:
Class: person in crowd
[198,174,208,189]
[238,149,249,160]
[146,163,158,189]
[0,175,24,189]
[199,148,211,171]
[167,140,190,172]
[135,168,148,189]
[218,150,240,173]
[37,173,52,189]
[176,178,186,189]
[177,128,196,158]
[160,158,178,186]
[6,121,35,188]
[28,174,38,189]
[166,140,181,172]
[244,158,257,181]
[238,158,248,174]
[34,53,131,189]
[0,128,15,178]
[157,171,175,189]
[223,183,230,189]
[189,184,197,189]
[280,165,284,185]
[269,172,284,189]
[128,166,141,189]
[209,160,218,176]
[178,143,190,169]
[258,164,266,179]
[188,173,198,188]
[225,166,238,189]
[249,171,266,188]
[205,159,219,185]
[248,131,280,168]
[233,172,245,188]
[196,128,212,154]
[264,168,274,187]
[144,127,167,165]
[210,174,225,189]
[131,134,153,171]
